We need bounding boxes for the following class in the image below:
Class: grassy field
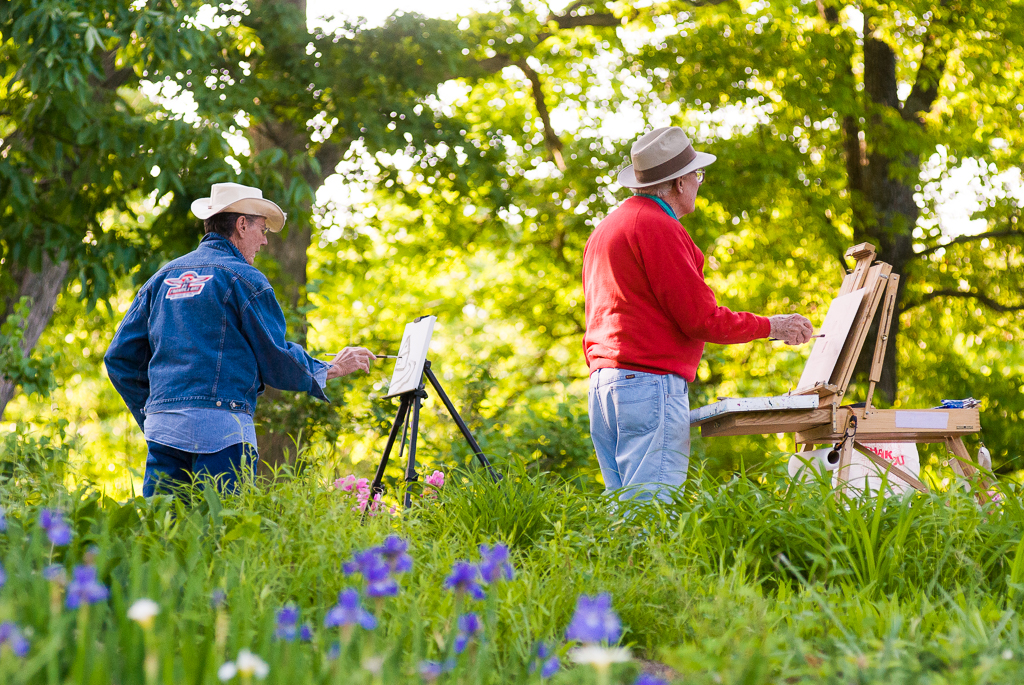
[1,445,1023,684]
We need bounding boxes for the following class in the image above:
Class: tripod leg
[367,395,412,515]
[424,365,500,482]
[404,392,423,509]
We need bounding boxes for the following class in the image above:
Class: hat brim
[190,197,287,232]
[616,151,717,189]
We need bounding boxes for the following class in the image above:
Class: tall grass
[1,441,1022,683]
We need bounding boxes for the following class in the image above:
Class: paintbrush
[768,334,825,342]
[319,353,401,358]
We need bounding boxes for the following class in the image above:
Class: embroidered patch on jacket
[164,271,214,300]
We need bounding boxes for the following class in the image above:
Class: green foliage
[0,298,57,398]
[0,0,234,307]
[3,437,1024,683]
[418,460,591,550]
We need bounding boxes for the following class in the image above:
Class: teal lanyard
[636,193,676,219]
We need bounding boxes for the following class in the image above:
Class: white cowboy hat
[190,182,287,232]
[617,127,716,189]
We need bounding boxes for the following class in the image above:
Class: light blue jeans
[588,368,691,501]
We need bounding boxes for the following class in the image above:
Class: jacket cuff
[313,361,329,390]
[310,360,330,401]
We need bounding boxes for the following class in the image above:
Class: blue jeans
[588,368,691,501]
[143,441,258,497]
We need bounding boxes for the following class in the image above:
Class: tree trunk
[0,256,71,421]
[247,0,319,468]
[848,27,927,405]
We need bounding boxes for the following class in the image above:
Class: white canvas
[384,316,436,398]
[794,287,868,394]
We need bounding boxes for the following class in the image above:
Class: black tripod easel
[365,359,499,515]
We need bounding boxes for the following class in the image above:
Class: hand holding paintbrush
[767,314,816,344]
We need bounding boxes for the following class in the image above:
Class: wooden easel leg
[834,439,855,499]
[945,436,990,506]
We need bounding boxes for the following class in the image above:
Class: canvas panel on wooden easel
[690,244,887,437]
[792,287,867,395]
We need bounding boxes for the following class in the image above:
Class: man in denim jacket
[105,183,375,496]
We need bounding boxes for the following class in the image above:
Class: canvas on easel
[385,316,436,398]
[689,243,993,505]
[793,287,866,394]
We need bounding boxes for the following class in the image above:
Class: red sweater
[582,196,770,381]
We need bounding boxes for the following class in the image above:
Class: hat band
[634,144,696,184]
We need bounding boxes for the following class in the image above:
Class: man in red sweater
[583,127,813,500]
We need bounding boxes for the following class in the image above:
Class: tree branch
[915,226,1024,258]
[547,7,620,30]
[518,60,566,171]
[476,4,622,74]
[911,289,1024,314]
[901,3,953,124]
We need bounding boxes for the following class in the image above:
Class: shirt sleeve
[635,221,771,345]
[239,287,331,401]
[103,288,153,431]
[313,361,329,390]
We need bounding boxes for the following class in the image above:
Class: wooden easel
[691,243,992,503]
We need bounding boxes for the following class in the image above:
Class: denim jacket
[104,233,329,430]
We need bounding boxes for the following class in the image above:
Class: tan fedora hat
[190,182,287,232]
[617,127,716,189]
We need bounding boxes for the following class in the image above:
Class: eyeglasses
[693,169,705,184]
[245,215,270,235]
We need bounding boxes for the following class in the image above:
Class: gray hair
[203,212,262,238]
[631,178,677,199]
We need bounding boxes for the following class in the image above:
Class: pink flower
[334,475,370,494]
[354,492,383,515]
[425,471,445,488]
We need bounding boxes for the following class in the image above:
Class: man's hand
[769,314,814,345]
[327,347,376,380]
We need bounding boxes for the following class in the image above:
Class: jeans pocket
[611,380,661,436]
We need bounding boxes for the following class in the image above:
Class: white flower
[568,645,631,669]
[362,656,384,674]
[235,649,270,679]
[127,598,160,629]
[1003,649,1014,660]
[217,662,238,681]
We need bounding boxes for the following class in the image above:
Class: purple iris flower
[0,622,29,658]
[634,675,668,685]
[478,543,513,584]
[530,642,560,678]
[364,561,399,598]
[343,548,399,597]
[453,612,482,654]
[210,588,227,609]
[65,565,109,610]
[299,624,313,641]
[275,606,300,640]
[42,564,67,584]
[565,593,621,644]
[376,536,413,574]
[342,548,382,576]
[323,588,377,630]
[418,658,455,680]
[541,654,560,678]
[38,509,72,546]
[444,561,485,600]
[0,564,5,591]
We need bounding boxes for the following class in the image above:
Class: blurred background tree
[2,0,1022,496]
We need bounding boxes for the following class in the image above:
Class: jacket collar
[200,233,248,263]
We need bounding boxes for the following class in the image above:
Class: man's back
[105,233,327,430]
